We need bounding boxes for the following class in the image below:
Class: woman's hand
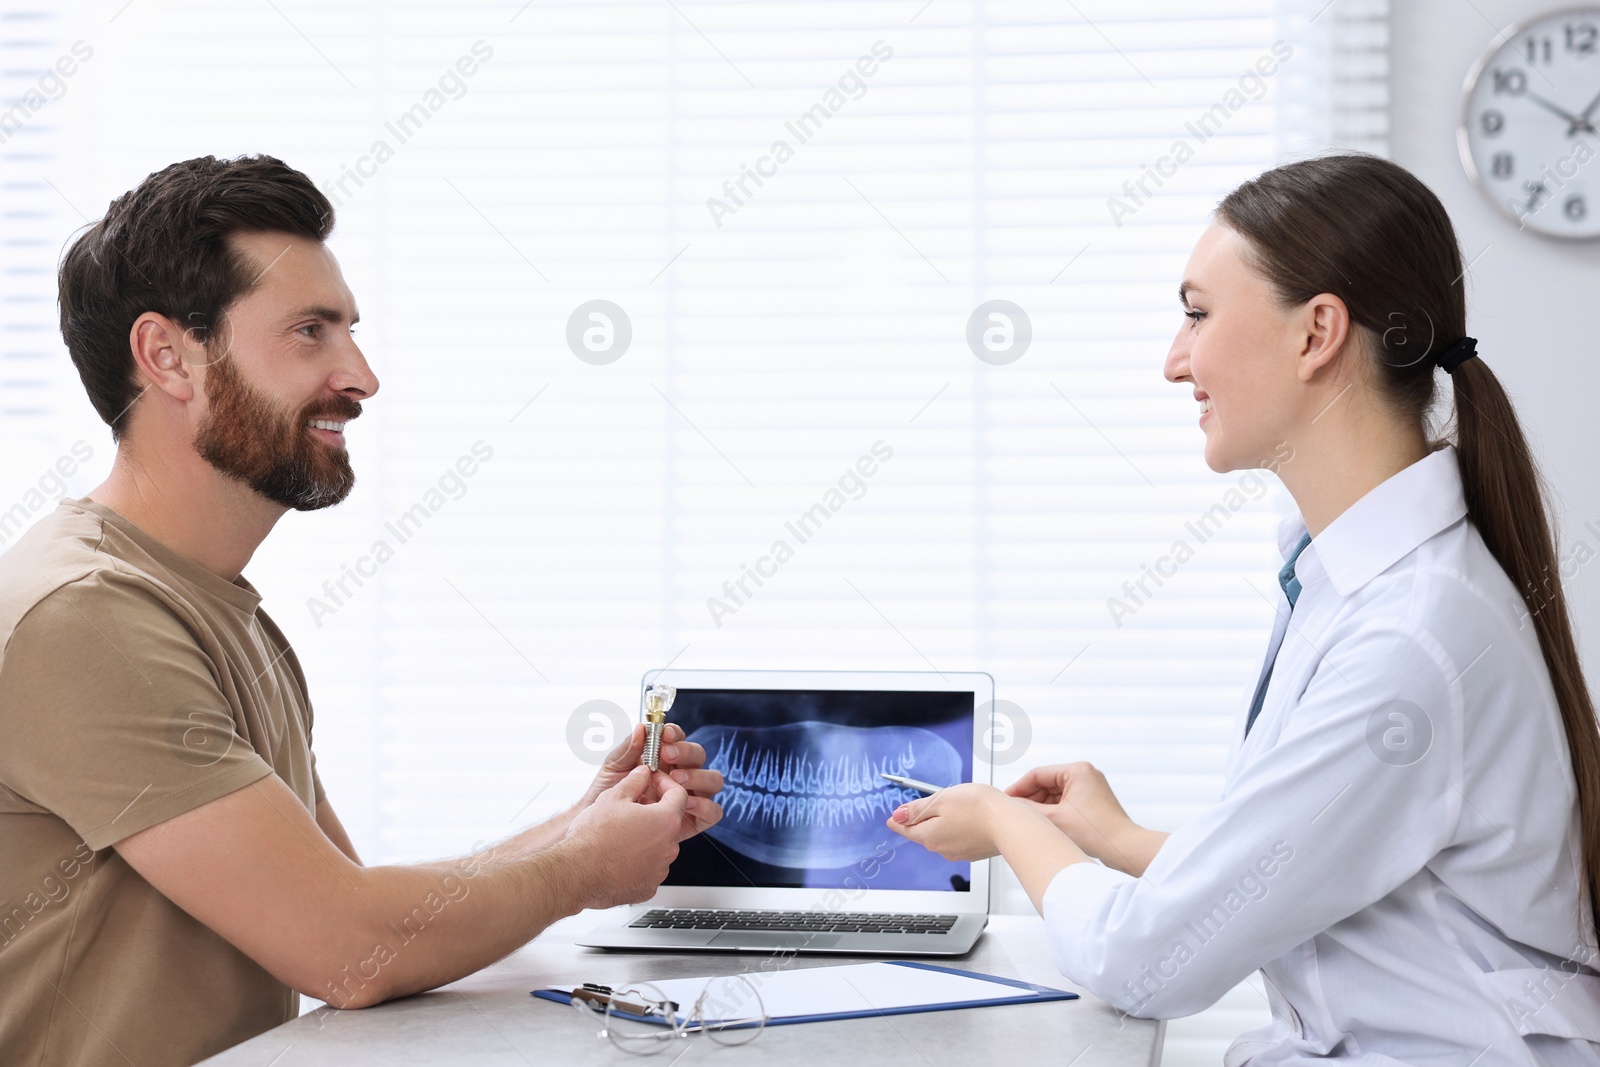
[1005,762,1164,876]
[884,783,1010,861]
[888,782,1094,913]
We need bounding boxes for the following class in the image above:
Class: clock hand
[1516,89,1593,134]
[1522,91,1580,122]
[1579,86,1600,123]
[1524,90,1595,135]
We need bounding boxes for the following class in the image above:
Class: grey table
[199,913,1165,1065]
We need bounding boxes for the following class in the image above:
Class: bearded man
[0,155,722,1067]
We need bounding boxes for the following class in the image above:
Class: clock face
[1459,6,1600,238]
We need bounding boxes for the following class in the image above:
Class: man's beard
[194,353,360,511]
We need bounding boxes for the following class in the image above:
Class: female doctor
[887,154,1600,1064]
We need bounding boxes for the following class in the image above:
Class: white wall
[1391,0,1600,683]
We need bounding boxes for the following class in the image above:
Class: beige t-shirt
[0,498,323,1067]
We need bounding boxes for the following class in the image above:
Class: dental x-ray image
[663,688,974,891]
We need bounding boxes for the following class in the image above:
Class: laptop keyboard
[630,908,959,934]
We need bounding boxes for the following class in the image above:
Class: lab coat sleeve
[1041,621,1462,1018]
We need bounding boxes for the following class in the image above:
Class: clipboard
[533,960,1077,1027]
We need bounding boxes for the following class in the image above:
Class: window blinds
[1,0,1387,1056]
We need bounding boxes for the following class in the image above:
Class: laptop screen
[662,687,975,892]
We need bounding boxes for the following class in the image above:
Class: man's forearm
[412,802,578,878]
[322,836,593,1008]
[511,802,579,854]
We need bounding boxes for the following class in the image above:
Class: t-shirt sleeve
[257,606,324,807]
[0,572,275,850]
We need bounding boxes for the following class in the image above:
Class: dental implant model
[641,683,676,772]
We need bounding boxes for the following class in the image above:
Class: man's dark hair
[57,154,334,440]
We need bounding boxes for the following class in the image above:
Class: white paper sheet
[560,962,1041,1025]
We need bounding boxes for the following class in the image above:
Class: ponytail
[1451,359,1600,945]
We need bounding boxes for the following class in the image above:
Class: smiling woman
[889,153,1600,1063]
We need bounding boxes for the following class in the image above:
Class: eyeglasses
[569,975,768,1055]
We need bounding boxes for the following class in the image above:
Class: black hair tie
[1435,335,1478,374]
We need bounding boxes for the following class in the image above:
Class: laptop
[577,668,996,956]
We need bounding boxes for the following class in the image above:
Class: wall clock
[1459,6,1600,238]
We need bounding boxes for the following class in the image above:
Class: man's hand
[562,766,690,909]
[574,723,723,841]
[1005,762,1165,876]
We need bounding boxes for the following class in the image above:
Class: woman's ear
[1294,292,1352,383]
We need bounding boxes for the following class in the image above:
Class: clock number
[1491,68,1526,95]
[1523,180,1551,213]
[1465,20,1600,235]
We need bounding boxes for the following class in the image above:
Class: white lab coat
[1043,445,1600,1065]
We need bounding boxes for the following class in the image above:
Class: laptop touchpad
[710,932,842,950]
